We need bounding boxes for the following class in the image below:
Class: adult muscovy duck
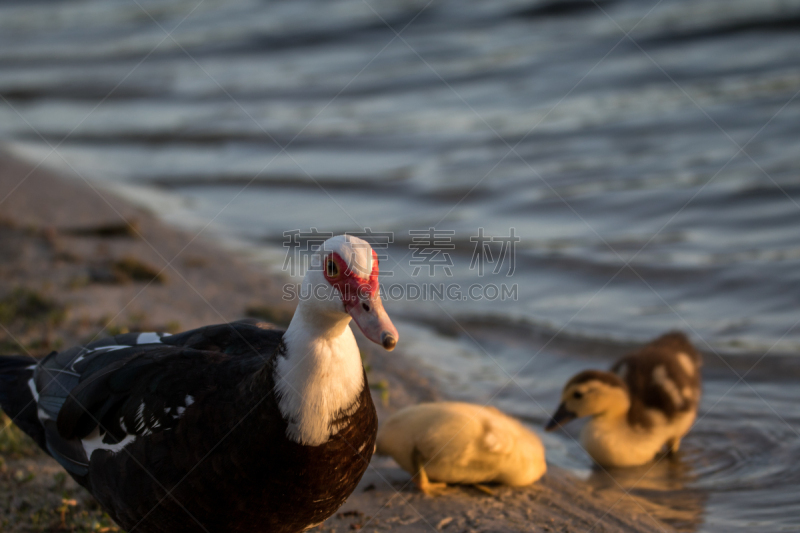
[0,234,398,533]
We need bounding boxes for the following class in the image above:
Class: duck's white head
[545,370,629,431]
[300,234,398,351]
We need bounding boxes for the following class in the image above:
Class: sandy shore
[0,152,671,532]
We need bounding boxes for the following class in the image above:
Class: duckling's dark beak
[545,402,576,431]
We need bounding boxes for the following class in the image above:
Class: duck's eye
[326,258,339,278]
[573,391,584,400]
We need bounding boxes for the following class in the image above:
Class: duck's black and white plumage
[0,235,399,533]
[545,332,702,467]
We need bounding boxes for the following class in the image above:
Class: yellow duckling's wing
[479,409,517,455]
[378,402,546,487]
[416,404,543,485]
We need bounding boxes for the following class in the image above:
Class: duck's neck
[274,301,365,446]
[588,395,632,430]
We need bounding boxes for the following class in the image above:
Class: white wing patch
[27,377,39,402]
[81,427,136,459]
[28,377,54,423]
[137,332,163,344]
[172,398,194,419]
[129,396,194,436]
[135,401,147,433]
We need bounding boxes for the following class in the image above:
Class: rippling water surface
[2,0,800,530]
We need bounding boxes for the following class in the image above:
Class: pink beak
[348,294,398,351]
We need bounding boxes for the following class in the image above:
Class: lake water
[2,0,800,530]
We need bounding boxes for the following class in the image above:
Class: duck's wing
[612,333,702,424]
[644,331,703,367]
[28,321,284,478]
[415,407,516,467]
[478,408,516,456]
[160,318,284,354]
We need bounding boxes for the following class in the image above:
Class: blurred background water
[2,0,800,530]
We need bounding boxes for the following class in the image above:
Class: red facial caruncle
[323,249,379,312]
[323,249,397,351]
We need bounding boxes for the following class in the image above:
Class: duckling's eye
[573,391,584,400]
[326,258,339,278]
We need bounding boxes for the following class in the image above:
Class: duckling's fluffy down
[376,402,546,486]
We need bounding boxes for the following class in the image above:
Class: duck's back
[377,402,545,486]
[611,331,702,428]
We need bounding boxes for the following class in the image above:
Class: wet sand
[0,152,671,532]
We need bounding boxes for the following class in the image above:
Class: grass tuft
[111,257,166,284]
[65,220,140,239]
[369,379,390,407]
[0,413,40,458]
[245,305,294,328]
[0,287,67,327]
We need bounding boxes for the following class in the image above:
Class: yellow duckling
[376,402,546,495]
[546,331,702,467]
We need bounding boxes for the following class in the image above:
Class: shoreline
[0,152,672,532]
